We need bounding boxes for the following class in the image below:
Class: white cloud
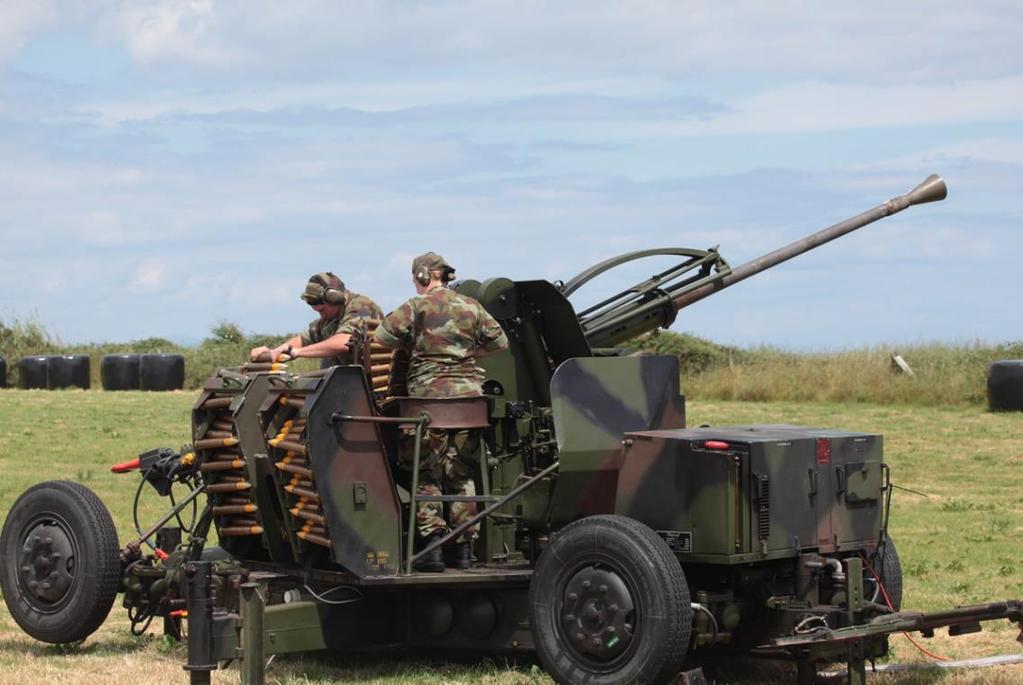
[85,1,1023,83]
[924,138,1023,166]
[133,260,167,289]
[79,210,126,244]
[99,0,246,68]
[639,77,1023,137]
[0,0,58,65]
[70,74,1023,147]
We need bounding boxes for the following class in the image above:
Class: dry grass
[0,391,1021,683]
[631,330,1023,407]
[682,345,994,405]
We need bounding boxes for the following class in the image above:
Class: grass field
[0,390,1021,684]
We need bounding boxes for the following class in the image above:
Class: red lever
[110,457,141,473]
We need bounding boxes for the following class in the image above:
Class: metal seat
[395,396,489,429]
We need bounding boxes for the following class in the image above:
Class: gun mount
[4,172,1018,685]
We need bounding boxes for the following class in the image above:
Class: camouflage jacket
[302,292,383,366]
[373,287,508,398]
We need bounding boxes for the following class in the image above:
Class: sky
[0,1,1020,350]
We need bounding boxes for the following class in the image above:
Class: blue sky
[0,1,1020,349]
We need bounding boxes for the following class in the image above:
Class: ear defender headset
[302,272,346,305]
[413,253,457,287]
[415,266,456,287]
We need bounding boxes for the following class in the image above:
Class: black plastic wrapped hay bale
[139,353,185,391]
[48,355,91,390]
[18,356,50,389]
[988,360,1023,411]
[0,356,6,388]
[100,354,140,391]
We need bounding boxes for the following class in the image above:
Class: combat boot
[446,541,472,570]
[413,533,445,573]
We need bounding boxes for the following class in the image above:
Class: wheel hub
[18,522,75,606]
[560,566,636,662]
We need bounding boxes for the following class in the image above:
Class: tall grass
[0,318,64,365]
[3,319,1021,406]
[630,331,1023,407]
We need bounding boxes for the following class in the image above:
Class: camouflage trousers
[399,427,481,542]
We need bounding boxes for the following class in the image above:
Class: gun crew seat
[395,396,490,429]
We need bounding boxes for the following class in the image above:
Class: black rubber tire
[47,355,91,390]
[529,515,692,685]
[0,355,7,388]
[18,355,50,389]
[870,534,902,611]
[139,353,185,391]
[0,481,121,643]
[100,354,140,391]
[988,360,1023,412]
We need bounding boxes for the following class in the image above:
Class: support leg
[183,561,217,685]
[845,557,867,685]
[404,419,425,574]
[847,640,867,685]
[797,660,816,685]
[240,583,266,685]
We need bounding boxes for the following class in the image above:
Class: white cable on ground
[821,653,1023,677]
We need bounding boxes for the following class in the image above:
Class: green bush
[0,318,63,385]
[628,329,746,374]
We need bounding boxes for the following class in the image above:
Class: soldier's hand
[271,344,293,363]
[250,346,270,361]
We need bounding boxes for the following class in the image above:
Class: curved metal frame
[559,247,730,298]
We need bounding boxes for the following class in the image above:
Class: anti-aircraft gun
[3,174,1022,685]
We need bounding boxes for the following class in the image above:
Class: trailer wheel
[529,515,692,685]
[870,534,902,611]
[0,481,121,643]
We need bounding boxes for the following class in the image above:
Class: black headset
[308,272,346,305]
[415,266,456,287]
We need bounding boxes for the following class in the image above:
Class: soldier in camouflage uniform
[373,252,508,572]
[250,272,383,366]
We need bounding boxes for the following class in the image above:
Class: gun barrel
[580,174,946,348]
[670,174,947,312]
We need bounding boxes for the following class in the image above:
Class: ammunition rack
[350,318,408,401]
[262,371,333,563]
[261,366,402,575]
[192,365,294,563]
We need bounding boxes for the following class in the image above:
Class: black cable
[186,503,214,561]
[870,473,896,573]
[132,467,158,552]
[167,477,199,536]
[128,603,155,636]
